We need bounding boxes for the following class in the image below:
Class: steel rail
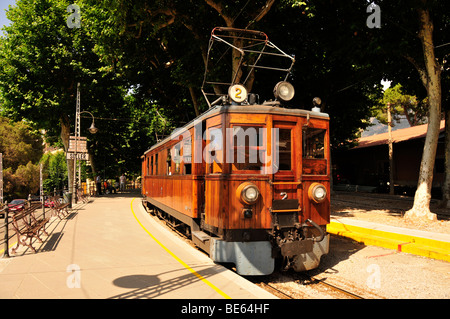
[297,274,365,299]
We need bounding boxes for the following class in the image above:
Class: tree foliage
[0,0,152,181]
[0,117,43,170]
[40,150,68,194]
[0,0,448,217]
[374,83,428,127]
[87,0,385,148]
[0,117,43,199]
[3,162,41,199]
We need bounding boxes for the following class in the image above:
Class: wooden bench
[77,188,89,204]
[11,204,50,254]
[48,196,70,219]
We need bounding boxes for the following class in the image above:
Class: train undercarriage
[143,197,329,276]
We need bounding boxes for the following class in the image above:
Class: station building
[333,120,445,197]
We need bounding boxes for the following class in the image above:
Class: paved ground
[1,190,448,302]
[0,191,275,300]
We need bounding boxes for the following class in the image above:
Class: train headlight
[237,182,260,205]
[274,81,295,102]
[308,183,327,203]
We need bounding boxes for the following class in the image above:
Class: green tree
[0,117,43,199]
[40,150,68,194]
[89,0,381,150]
[374,83,428,127]
[291,0,448,220]
[86,0,278,118]
[0,0,130,192]
[0,117,43,170]
[4,162,41,198]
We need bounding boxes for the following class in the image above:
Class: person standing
[120,174,126,192]
[96,175,102,195]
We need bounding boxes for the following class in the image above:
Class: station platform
[1,191,448,300]
[328,217,450,262]
[0,191,276,300]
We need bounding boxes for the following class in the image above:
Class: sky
[0,0,16,30]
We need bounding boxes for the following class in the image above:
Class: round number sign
[228,84,248,103]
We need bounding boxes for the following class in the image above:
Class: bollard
[2,206,9,258]
[42,195,46,220]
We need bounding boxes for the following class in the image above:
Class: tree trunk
[404,6,441,221]
[60,115,74,196]
[204,0,275,86]
[188,86,200,117]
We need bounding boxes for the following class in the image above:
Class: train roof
[143,103,329,155]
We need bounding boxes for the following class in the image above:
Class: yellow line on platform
[0,241,17,256]
[327,221,450,262]
[130,198,231,299]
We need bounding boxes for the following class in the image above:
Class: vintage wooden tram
[141,28,330,275]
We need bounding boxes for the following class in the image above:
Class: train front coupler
[276,220,330,272]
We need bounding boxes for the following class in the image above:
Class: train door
[193,119,207,230]
[271,120,302,229]
[199,117,225,233]
[301,119,330,225]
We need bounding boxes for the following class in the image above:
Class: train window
[146,157,150,175]
[183,137,192,175]
[276,129,292,170]
[150,156,154,175]
[232,125,265,171]
[172,143,181,175]
[207,127,223,174]
[166,149,172,175]
[183,137,192,164]
[303,128,325,158]
[155,153,158,175]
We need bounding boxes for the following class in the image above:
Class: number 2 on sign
[235,88,242,99]
[229,84,247,103]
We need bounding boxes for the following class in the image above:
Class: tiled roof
[354,120,445,149]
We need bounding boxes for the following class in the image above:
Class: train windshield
[276,129,292,170]
[303,128,325,159]
[231,125,265,171]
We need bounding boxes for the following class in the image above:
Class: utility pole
[73,82,81,205]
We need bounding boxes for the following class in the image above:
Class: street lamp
[80,111,98,134]
[88,122,98,134]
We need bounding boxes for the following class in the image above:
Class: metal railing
[0,189,89,258]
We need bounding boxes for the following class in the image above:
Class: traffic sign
[68,136,88,153]
[66,152,89,160]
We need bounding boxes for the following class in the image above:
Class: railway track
[145,203,380,299]
[258,282,295,299]
[249,272,370,299]
[295,274,364,299]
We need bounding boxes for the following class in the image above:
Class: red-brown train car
[141,28,330,275]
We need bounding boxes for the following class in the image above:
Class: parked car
[45,199,55,208]
[8,199,26,213]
